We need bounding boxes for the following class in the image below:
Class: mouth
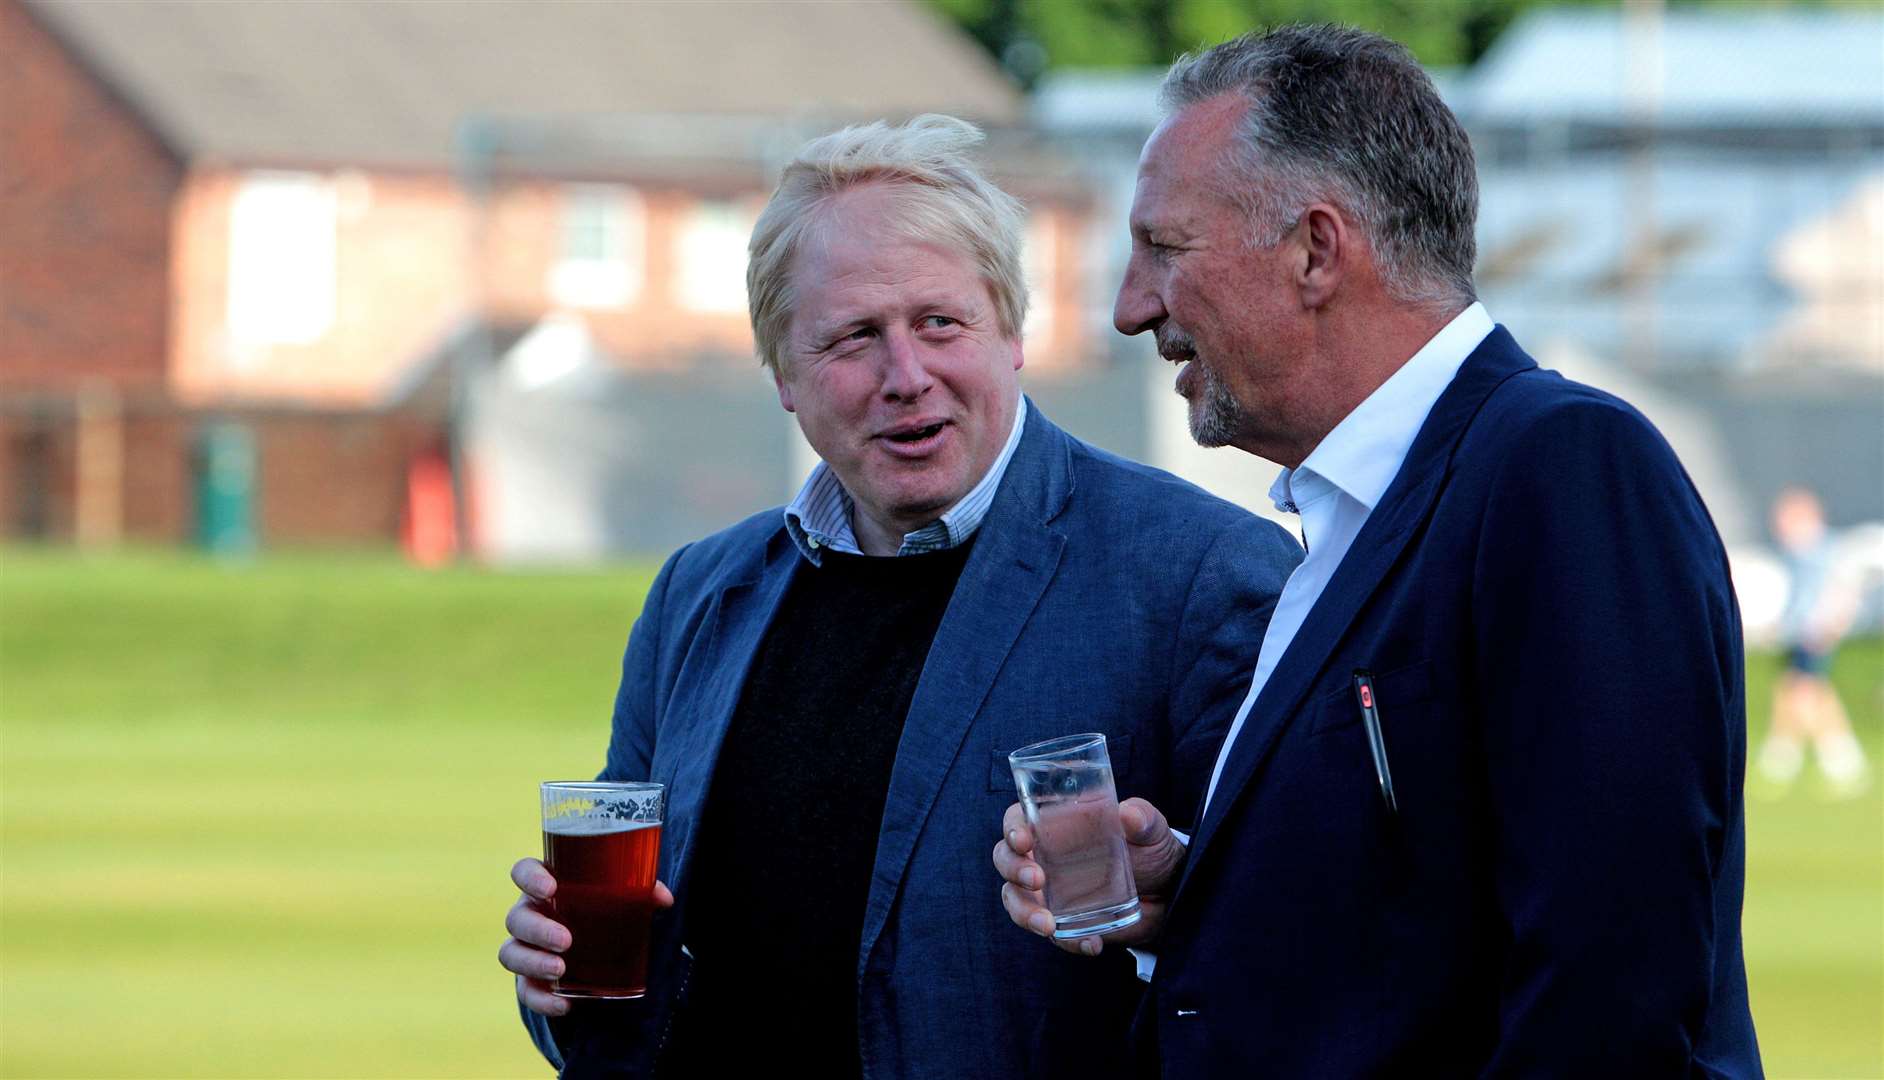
[1162,346,1200,397]
[1156,327,1196,365]
[876,419,951,455]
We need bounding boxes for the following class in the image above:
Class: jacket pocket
[1306,660,1433,737]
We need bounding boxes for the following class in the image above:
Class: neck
[851,513,915,557]
[1262,299,1466,469]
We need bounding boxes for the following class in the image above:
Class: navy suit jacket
[1140,329,1762,1077]
[526,400,1303,1078]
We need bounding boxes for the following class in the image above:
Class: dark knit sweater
[665,540,975,1076]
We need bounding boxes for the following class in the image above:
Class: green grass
[1743,644,1884,1078]
[2,548,653,1079]
[2,548,1880,1078]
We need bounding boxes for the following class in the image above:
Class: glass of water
[1008,733,1141,938]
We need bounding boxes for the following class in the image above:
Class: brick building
[1,0,1083,551]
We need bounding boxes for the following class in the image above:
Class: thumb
[1119,798,1169,847]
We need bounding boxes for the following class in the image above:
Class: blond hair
[747,114,1028,373]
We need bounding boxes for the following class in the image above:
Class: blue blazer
[1140,329,1762,1077]
[528,401,1303,1078]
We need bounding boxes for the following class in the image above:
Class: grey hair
[746,114,1029,373]
[1160,24,1479,309]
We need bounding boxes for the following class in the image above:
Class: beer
[543,818,661,998]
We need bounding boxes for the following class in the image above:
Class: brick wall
[0,393,439,547]
[168,170,475,407]
[480,179,761,369]
[476,178,1094,372]
[0,0,181,394]
[249,409,438,544]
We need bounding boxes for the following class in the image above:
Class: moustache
[1156,328,1197,361]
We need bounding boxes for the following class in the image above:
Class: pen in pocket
[1351,670,1398,815]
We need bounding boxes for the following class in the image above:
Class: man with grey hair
[498,115,1300,1077]
[994,26,1763,1076]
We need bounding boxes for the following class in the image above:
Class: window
[227,172,337,346]
[676,200,756,314]
[548,185,645,308]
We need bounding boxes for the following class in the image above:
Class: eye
[1136,230,1182,255]
[919,315,960,332]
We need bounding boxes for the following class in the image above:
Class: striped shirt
[783,395,1027,564]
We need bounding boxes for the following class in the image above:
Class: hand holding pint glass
[540,781,663,999]
[501,781,670,1014]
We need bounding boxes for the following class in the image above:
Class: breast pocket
[1306,660,1434,737]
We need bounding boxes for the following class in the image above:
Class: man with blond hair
[498,115,1300,1077]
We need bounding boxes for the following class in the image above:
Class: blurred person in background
[992,25,1761,1076]
[498,115,1300,1078]
[1754,486,1871,799]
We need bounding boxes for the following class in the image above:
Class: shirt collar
[1272,302,1493,516]
[784,393,1028,564]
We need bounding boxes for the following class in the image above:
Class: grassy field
[2,548,1879,1078]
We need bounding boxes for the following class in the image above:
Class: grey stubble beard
[1187,360,1248,449]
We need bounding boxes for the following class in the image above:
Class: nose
[880,328,934,403]
[1113,252,1165,338]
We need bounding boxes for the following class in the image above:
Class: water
[1018,761,1141,938]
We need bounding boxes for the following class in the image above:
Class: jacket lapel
[1178,329,1536,888]
[664,531,800,895]
[857,401,1070,967]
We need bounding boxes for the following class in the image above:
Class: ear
[773,369,796,413]
[1008,337,1024,373]
[1297,203,1348,310]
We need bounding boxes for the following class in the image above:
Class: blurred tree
[928,0,1831,77]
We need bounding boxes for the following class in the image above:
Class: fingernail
[1007,829,1019,845]
[1028,912,1053,936]
[1020,867,1039,889]
[1081,938,1101,957]
[552,959,565,978]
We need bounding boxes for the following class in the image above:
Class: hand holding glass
[539,781,663,999]
[1008,734,1141,938]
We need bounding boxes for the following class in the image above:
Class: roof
[1473,154,1884,368]
[1465,7,1884,126]
[1031,64,1471,137]
[1030,69,1165,136]
[26,0,1021,170]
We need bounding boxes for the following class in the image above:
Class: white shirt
[782,392,1028,564]
[1131,302,1493,983]
[1201,302,1493,808]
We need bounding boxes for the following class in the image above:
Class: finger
[511,858,556,900]
[517,975,569,1017]
[499,938,567,982]
[991,838,1045,891]
[1001,803,1036,856]
[653,880,675,908]
[1119,797,1167,845]
[505,897,572,951]
[1000,882,1057,938]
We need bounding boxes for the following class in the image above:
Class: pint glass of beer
[1009,734,1141,938]
[540,780,663,999]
